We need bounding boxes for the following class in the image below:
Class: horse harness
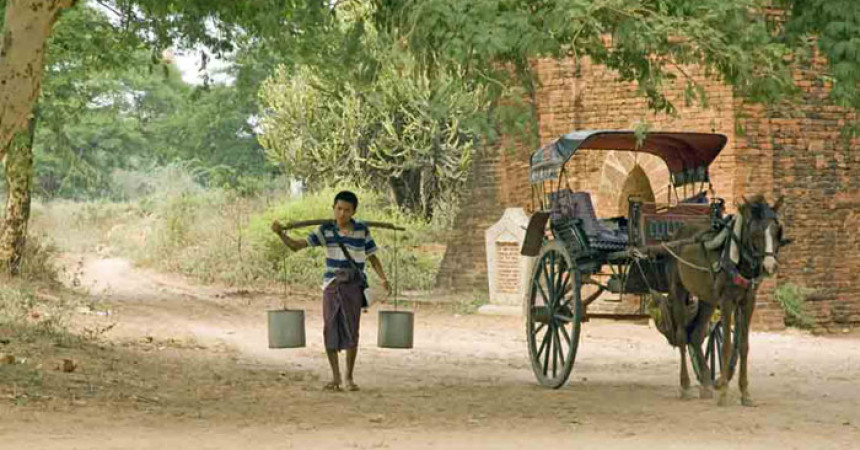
[671,211,777,292]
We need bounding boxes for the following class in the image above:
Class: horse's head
[739,195,789,277]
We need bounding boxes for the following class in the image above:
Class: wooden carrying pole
[281,219,406,232]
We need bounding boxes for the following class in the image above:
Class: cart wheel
[526,241,583,389]
[689,311,740,384]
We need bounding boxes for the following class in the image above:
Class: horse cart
[520,130,738,388]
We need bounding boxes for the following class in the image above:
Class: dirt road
[1,255,858,449]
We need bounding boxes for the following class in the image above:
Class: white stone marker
[481,208,533,315]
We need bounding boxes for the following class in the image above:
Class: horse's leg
[678,341,694,400]
[738,294,756,406]
[716,300,735,407]
[670,271,694,400]
[690,301,715,399]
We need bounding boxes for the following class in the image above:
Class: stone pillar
[481,208,532,315]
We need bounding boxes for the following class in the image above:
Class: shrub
[15,235,61,284]
[29,199,138,253]
[774,283,815,329]
[67,182,448,291]
[31,162,454,292]
[249,186,444,291]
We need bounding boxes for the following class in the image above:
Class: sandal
[345,381,360,392]
[322,382,342,392]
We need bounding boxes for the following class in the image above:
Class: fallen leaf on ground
[59,359,77,373]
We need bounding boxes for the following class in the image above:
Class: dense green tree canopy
[27,4,267,199]
[4,0,860,201]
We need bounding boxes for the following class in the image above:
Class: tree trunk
[420,165,436,220]
[0,0,73,160]
[0,111,35,275]
[388,169,422,215]
[0,0,74,275]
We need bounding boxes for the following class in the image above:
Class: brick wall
[438,54,859,331]
[734,52,860,331]
[436,147,505,290]
[499,58,737,214]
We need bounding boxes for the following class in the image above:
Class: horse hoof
[717,393,730,407]
[741,396,756,407]
[700,386,714,399]
[679,387,695,400]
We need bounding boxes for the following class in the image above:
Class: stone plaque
[485,208,531,308]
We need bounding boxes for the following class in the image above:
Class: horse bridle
[734,207,782,279]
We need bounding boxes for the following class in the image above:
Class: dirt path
[2,255,859,449]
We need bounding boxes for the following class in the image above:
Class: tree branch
[94,0,123,19]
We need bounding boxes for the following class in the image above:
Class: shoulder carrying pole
[281,219,406,231]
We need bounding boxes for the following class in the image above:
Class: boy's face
[333,200,356,225]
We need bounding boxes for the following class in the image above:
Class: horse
[662,195,789,406]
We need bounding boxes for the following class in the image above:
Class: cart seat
[549,190,628,251]
[682,191,708,204]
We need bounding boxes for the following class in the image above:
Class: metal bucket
[267,309,306,348]
[377,310,414,349]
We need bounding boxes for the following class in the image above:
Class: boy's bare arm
[271,221,309,252]
[367,255,391,294]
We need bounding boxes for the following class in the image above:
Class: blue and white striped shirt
[306,220,378,288]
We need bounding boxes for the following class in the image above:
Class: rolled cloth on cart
[323,279,364,351]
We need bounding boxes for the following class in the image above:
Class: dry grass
[30,180,448,292]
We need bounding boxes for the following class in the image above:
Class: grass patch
[0,281,86,342]
[445,289,490,315]
[0,232,78,341]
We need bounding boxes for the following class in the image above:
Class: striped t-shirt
[306,219,378,288]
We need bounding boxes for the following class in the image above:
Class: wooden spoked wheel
[689,311,740,384]
[526,241,583,389]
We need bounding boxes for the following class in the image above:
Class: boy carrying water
[271,191,391,391]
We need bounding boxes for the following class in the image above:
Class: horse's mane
[742,194,775,220]
[744,194,767,205]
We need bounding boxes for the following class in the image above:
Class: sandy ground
[1,254,859,449]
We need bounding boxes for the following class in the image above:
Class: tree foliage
[256,0,807,216]
[376,0,796,137]
[25,4,268,199]
[259,47,491,217]
[4,0,860,204]
[779,0,860,136]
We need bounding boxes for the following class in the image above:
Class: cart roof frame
[529,130,728,187]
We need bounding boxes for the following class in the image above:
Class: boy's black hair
[333,190,359,210]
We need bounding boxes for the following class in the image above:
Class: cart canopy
[529,130,728,186]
